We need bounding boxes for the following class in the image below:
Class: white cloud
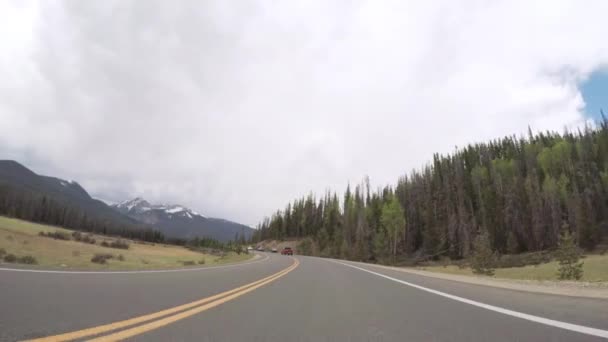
[1,0,607,224]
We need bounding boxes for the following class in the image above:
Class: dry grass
[0,216,251,270]
[418,254,608,282]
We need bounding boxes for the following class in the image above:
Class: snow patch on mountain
[165,206,185,214]
[114,197,206,220]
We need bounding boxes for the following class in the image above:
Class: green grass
[418,254,608,282]
[0,216,252,270]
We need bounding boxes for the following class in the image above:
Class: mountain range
[111,198,253,242]
[0,160,253,242]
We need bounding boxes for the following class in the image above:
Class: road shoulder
[343,260,608,299]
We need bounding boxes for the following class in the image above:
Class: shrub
[39,231,70,240]
[181,260,196,266]
[72,231,96,244]
[91,253,114,264]
[82,235,96,244]
[102,240,130,250]
[117,254,125,261]
[72,231,82,240]
[18,255,37,264]
[198,259,206,265]
[4,253,17,263]
[496,251,553,269]
[0,248,6,257]
[110,240,130,249]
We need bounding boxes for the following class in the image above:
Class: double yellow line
[26,258,299,342]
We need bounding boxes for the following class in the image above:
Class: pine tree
[471,230,496,276]
[556,230,584,280]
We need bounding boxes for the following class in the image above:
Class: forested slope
[252,121,608,262]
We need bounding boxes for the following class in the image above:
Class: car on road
[271,247,278,253]
[256,246,264,251]
[280,247,293,255]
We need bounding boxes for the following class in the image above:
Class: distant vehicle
[280,247,293,255]
[257,246,264,251]
[247,246,253,251]
[271,247,278,253]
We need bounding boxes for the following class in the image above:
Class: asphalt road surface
[1,253,607,341]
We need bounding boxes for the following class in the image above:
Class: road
[1,253,607,341]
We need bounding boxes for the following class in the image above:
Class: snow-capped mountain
[115,198,205,219]
[112,197,253,242]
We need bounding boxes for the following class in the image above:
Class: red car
[280,247,293,255]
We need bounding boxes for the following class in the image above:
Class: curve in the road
[24,256,298,342]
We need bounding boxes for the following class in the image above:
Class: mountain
[0,160,161,241]
[112,197,254,242]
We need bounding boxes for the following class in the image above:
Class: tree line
[252,119,608,263]
[0,185,165,243]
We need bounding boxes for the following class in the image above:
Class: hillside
[112,198,254,242]
[253,123,608,264]
[0,160,163,242]
[0,216,250,270]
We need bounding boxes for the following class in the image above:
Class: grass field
[417,254,608,282]
[0,216,252,270]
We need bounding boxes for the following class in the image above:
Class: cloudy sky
[1,1,607,225]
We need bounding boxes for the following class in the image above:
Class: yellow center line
[89,258,299,341]
[24,258,298,342]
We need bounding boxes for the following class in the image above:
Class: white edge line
[333,260,608,339]
[0,253,269,275]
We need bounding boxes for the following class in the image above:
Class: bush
[198,259,206,265]
[39,231,70,240]
[18,255,38,264]
[4,253,17,263]
[117,254,125,261]
[0,248,6,257]
[72,231,96,244]
[72,231,82,240]
[496,251,553,269]
[181,260,196,266]
[102,240,130,250]
[110,240,130,249]
[91,253,114,264]
[82,235,96,244]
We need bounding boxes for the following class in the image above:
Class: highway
[1,252,607,341]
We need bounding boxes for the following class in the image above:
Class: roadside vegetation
[0,216,251,270]
[253,120,608,282]
[417,254,608,282]
[419,231,601,281]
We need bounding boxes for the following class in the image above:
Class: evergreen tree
[471,230,496,276]
[556,230,584,280]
